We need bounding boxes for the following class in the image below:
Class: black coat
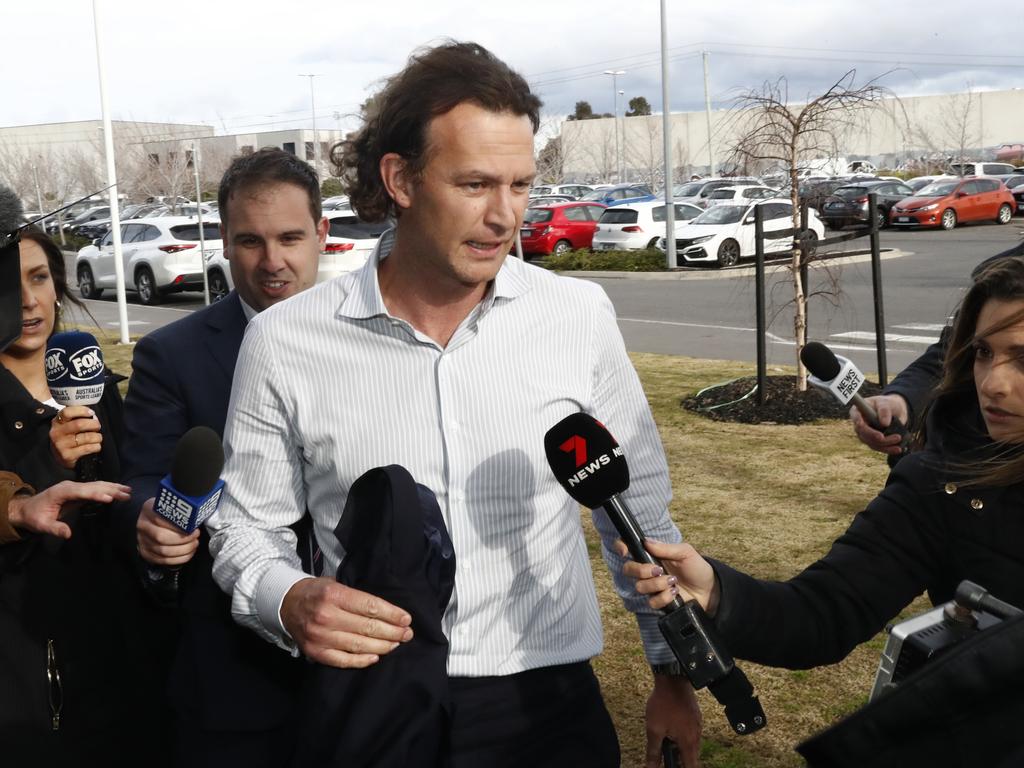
[119,292,312,754]
[709,392,1024,669]
[0,363,157,763]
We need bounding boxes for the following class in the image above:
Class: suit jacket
[120,292,306,735]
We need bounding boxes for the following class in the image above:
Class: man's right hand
[136,497,201,566]
[849,394,909,455]
[281,576,413,669]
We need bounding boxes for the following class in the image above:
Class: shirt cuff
[255,561,314,649]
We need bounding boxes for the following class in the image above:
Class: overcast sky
[5,0,1022,140]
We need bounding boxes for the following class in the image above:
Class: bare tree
[726,70,889,388]
[625,117,663,189]
[582,121,617,183]
[904,85,980,175]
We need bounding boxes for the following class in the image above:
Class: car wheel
[552,239,572,256]
[716,239,741,268]
[208,270,229,302]
[77,265,102,299]
[646,236,660,249]
[997,204,1013,224]
[940,208,957,230]
[874,208,887,230]
[136,267,162,305]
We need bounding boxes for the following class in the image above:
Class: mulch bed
[681,374,884,425]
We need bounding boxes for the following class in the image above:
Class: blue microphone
[46,330,106,481]
[154,426,225,533]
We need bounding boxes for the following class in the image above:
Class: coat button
[944,482,957,494]
[971,498,984,510]
[34,407,46,415]
[13,420,24,430]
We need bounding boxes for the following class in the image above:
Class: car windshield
[692,205,745,225]
[598,209,639,224]
[835,187,867,199]
[580,189,608,201]
[170,223,223,241]
[328,216,392,239]
[1004,176,1024,190]
[708,190,734,200]
[523,209,553,223]
[675,182,703,197]
[916,181,959,196]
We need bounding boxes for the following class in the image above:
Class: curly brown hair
[332,41,541,222]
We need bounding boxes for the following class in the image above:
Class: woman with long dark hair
[0,228,156,762]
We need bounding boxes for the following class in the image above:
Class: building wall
[560,89,1024,182]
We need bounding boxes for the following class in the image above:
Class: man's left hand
[645,673,703,767]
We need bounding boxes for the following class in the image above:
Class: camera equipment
[870,580,1022,701]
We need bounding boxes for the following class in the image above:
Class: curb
[560,248,906,280]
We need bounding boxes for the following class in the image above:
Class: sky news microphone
[543,412,766,735]
[46,330,106,481]
[153,426,225,533]
[801,341,909,455]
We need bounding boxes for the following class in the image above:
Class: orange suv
[889,176,1016,230]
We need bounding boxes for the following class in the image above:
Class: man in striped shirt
[210,42,703,767]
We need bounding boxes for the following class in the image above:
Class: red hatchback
[519,202,607,256]
[889,176,1016,230]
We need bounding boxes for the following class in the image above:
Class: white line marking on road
[893,323,947,332]
[105,321,150,327]
[831,331,939,344]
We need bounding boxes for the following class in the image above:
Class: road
[65,220,1024,379]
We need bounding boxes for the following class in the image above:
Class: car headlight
[690,235,714,244]
[919,203,938,212]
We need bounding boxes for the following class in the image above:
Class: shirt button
[450,421,460,431]
[970,498,984,510]
[944,482,957,495]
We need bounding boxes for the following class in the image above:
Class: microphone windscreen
[0,184,24,238]
[544,412,630,509]
[801,341,842,382]
[171,426,224,497]
[46,330,106,406]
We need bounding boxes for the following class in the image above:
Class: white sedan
[592,200,703,251]
[659,199,824,268]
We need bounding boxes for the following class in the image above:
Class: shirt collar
[239,296,258,323]
[336,227,531,321]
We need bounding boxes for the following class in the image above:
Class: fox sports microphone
[801,341,909,454]
[544,412,766,735]
[45,330,106,481]
[153,426,225,533]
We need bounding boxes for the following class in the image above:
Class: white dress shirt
[209,247,683,674]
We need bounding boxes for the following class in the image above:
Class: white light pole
[92,0,130,345]
[660,0,676,269]
[603,69,625,182]
[299,74,321,177]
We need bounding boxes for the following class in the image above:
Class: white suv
[76,217,222,305]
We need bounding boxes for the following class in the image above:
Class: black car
[799,179,849,212]
[820,180,914,229]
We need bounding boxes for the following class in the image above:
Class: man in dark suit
[119,147,326,766]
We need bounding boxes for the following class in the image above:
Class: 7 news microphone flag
[544,411,766,736]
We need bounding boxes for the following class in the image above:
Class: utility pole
[603,69,626,182]
[660,0,676,269]
[702,51,715,176]
[192,140,210,305]
[299,74,320,178]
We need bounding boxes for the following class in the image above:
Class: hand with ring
[50,406,103,470]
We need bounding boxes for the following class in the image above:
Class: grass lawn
[91,329,916,767]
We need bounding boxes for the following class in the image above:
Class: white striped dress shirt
[209,247,683,675]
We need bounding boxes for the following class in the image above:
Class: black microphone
[0,183,24,353]
[544,412,766,735]
[45,330,107,482]
[152,426,225,533]
[801,341,910,456]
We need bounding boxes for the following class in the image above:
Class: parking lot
[66,220,1023,379]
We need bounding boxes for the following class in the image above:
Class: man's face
[221,181,326,312]
[388,102,535,291]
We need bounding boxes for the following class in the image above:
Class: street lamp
[603,69,626,181]
[298,74,321,176]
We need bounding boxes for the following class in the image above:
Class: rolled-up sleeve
[208,320,311,651]
[585,286,682,664]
